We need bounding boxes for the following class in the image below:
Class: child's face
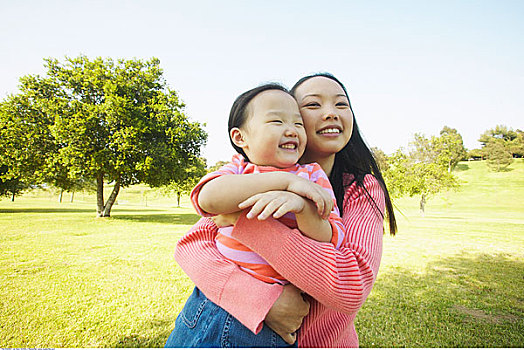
[235,90,306,168]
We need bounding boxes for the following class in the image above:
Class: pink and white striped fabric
[175,173,385,347]
[190,154,345,284]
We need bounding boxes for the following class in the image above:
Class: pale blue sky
[1,0,523,165]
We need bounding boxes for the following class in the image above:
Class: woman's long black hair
[291,73,397,235]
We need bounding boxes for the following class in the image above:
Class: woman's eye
[336,101,349,107]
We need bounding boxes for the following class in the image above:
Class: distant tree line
[0,56,207,216]
[371,125,522,214]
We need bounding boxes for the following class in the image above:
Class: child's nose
[285,126,298,137]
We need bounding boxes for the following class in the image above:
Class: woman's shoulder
[343,173,384,200]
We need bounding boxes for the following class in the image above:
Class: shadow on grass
[113,318,174,348]
[356,252,524,348]
[455,163,470,171]
[112,213,200,225]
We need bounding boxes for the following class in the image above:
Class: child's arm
[195,172,333,218]
[198,172,292,215]
[238,191,332,243]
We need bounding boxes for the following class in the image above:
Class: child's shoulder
[297,161,326,174]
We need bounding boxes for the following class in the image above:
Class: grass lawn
[1,160,523,347]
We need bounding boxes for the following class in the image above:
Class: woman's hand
[264,284,310,345]
[286,177,333,219]
[238,191,306,220]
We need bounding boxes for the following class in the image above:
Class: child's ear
[230,128,247,148]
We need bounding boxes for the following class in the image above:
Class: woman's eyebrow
[301,93,347,99]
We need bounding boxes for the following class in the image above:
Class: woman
[168,73,396,347]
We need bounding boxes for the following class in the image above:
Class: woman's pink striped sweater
[174,174,385,348]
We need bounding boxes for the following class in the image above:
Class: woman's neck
[301,154,335,177]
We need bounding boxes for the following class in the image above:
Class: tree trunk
[11,192,15,202]
[70,192,74,203]
[420,193,426,216]
[177,191,181,207]
[58,190,63,203]
[101,178,121,217]
[96,173,105,217]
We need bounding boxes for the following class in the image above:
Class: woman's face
[293,77,354,163]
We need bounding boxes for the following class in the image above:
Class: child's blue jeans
[165,287,297,348]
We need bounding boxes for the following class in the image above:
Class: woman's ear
[230,128,247,148]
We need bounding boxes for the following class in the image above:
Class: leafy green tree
[485,139,513,171]
[468,148,484,160]
[508,129,524,158]
[0,165,30,201]
[479,125,523,158]
[438,126,467,172]
[1,56,207,216]
[162,157,207,207]
[0,81,58,190]
[479,125,518,146]
[371,147,389,172]
[384,132,459,214]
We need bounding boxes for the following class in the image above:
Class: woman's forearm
[231,175,385,314]
[174,217,283,334]
[295,199,332,243]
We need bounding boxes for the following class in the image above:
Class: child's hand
[238,191,306,220]
[286,177,333,219]
[212,211,242,227]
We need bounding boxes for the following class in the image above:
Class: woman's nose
[323,111,339,120]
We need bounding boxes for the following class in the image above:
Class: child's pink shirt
[190,154,345,284]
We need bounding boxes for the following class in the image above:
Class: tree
[1,56,207,216]
[161,157,207,207]
[485,139,513,171]
[371,147,389,172]
[0,81,58,192]
[479,125,518,146]
[384,132,459,214]
[0,165,30,201]
[438,126,467,172]
[467,148,484,160]
[479,125,523,158]
[508,129,524,158]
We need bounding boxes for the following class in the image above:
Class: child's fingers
[307,191,325,216]
[272,203,292,219]
[257,199,283,220]
[238,194,262,209]
[246,198,270,219]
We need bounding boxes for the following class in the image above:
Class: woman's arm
[231,175,385,313]
[174,217,283,334]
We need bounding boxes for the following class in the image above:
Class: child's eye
[303,102,320,108]
[269,120,283,124]
[295,122,304,127]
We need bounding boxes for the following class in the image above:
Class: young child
[167,84,345,347]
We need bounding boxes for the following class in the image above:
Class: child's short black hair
[228,83,290,160]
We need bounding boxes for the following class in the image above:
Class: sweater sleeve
[231,174,385,314]
[174,217,283,334]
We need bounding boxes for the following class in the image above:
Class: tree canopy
[383,130,460,214]
[0,56,207,216]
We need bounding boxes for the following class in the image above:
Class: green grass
[1,160,523,347]
[357,159,524,347]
